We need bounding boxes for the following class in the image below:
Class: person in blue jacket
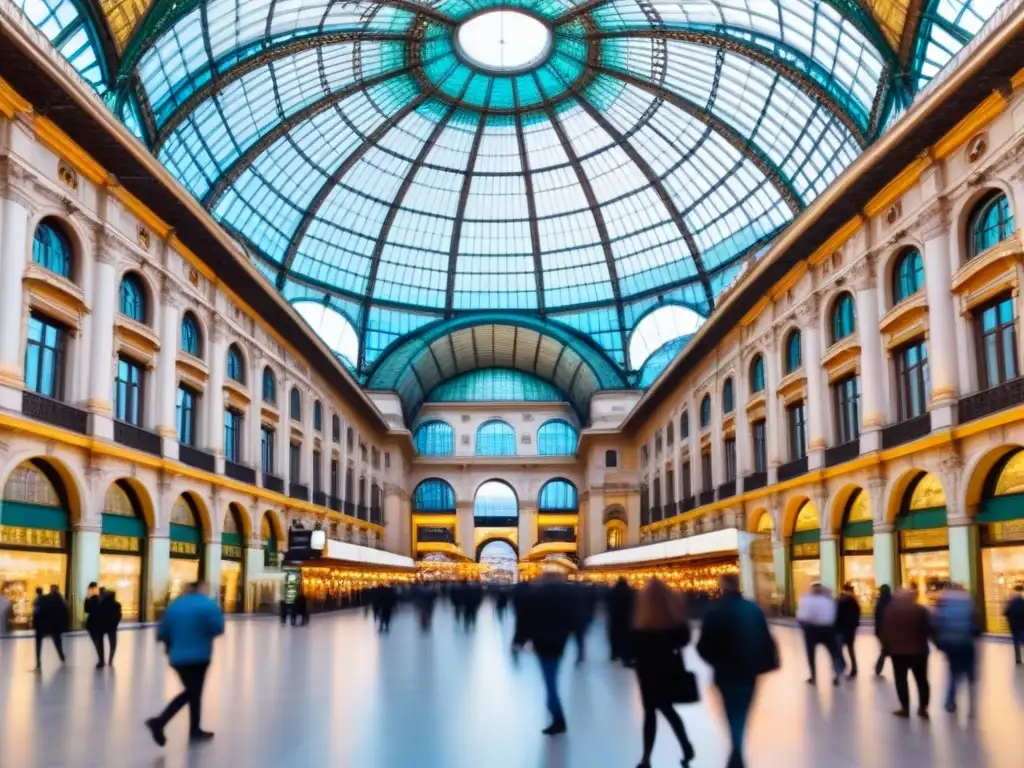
[145,580,224,747]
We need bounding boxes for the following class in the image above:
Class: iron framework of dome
[8,0,1011,418]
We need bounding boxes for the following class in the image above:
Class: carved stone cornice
[916,196,949,241]
[849,253,877,292]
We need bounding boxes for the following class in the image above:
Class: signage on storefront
[170,540,198,557]
[900,528,949,551]
[0,525,65,550]
[100,534,140,553]
[842,536,874,554]
[984,519,1024,544]
[792,541,820,559]
[222,544,243,560]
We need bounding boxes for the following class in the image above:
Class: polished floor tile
[2,604,1023,767]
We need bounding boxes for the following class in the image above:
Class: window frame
[834,374,861,444]
[118,273,147,323]
[25,313,67,400]
[224,408,242,463]
[114,354,145,425]
[289,388,301,422]
[261,425,275,475]
[176,384,198,446]
[785,330,802,374]
[32,219,73,279]
[830,293,856,344]
[181,313,202,357]
[722,378,735,414]
[787,400,808,460]
[894,340,930,421]
[699,394,712,429]
[893,248,924,304]
[974,294,1019,389]
[750,355,765,394]
[537,419,578,456]
[968,191,1015,260]
[751,419,767,473]
[475,419,516,456]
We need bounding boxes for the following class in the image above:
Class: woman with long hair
[632,578,696,767]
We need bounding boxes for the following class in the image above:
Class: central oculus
[456,10,552,73]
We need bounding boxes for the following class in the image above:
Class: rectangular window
[289,442,301,483]
[25,313,66,399]
[665,469,675,507]
[701,451,713,490]
[313,449,322,493]
[261,425,275,475]
[224,409,242,463]
[682,460,692,499]
[895,341,930,420]
[752,420,767,473]
[114,356,144,425]
[976,296,1018,389]
[724,437,737,481]
[640,445,649,468]
[834,375,861,444]
[787,401,807,460]
[330,458,340,498]
[176,386,197,446]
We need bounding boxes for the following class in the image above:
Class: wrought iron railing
[312,489,327,507]
[22,392,88,434]
[263,473,284,494]
[958,377,1024,424]
[777,455,808,481]
[698,489,715,507]
[681,495,696,512]
[344,501,355,517]
[113,420,161,456]
[881,413,930,449]
[328,495,342,512]
[370,506,382,525]
[474,515,517,527]
[825,439,860,467]
[179,444,216,472]
[717,480,736,500]
[744,471,767,491]
[224,459,256,484]
[289,482,309,501]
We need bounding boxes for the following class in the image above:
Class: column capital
[873,522,895,534]
[796,294,820,325]
[850,254,877,292]
[917,197,950,241]
[93,226,121,264]
[162,280,185,310]
[946,515,974,528]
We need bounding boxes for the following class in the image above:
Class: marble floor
[1,603,1023,768]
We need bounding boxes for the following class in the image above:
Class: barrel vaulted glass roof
[6,0,1010,420]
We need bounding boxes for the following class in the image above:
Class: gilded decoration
[99,0,153,51]
[57,160,78,191]
[994,451,1024,496]
[794,501,820,533]
[846,490,872,524]
[909,473,946,510]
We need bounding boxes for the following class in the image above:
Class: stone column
[87,233,117,439]
[765,332,783,483]
[204,540,223,600]
[247,354,263,469]
[800,297,826,469]
[156,284,181,460]
[71,523,101,627]
[205,321,227,471]
[819,532,840,593]
[947,516,979,596]
[244,541,265,613]
[518,502,537,559]
[873,522,898,592]
[738,531,757,601]
[147,532,171,620]
[853,256,885,451]
[383,488,411,556]
[276,374,291,484]
[0,164,30,410]
[921,203,959,428]
[456,500,475,560]
[772,532,791,615]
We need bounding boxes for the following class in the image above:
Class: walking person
[835,583,861,678]
[145,581,224,746]
[1005,585,1024,666]
[796,582,843,686]
[97,589,123,666]
[697,573,778,768]
[571,585,596,664]
[631,579,696,768]
[607,577,635,665]
[512,572,575,735]
[34,585,67,671]
[873,584,893,676]
[84,582,105,667]
[933,583,980,715]
[0,585,11,635]
[880,587,932,719]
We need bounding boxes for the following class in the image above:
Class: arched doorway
[975,449,1024,632]
[261,512,281,569]
[0,460,72,629]
[750,510,778,613]
[838,488,874,613]
[169,494,205,602]
[896,472,949,603]
[790,499,821,605]
[220,504,246,613]
[477,540,518,584]
[99,480,148,621]
[473,480,518,524]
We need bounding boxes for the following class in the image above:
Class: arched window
[831,293,856,343]
[289,388,301,421]
[181,313,202,357]
[699,394,712,429]
[539,479,578,511]
[226,344,244,383]
[681,411,689,440]
[413,479,456,512]
[893,248,924,304]
[628,305,705,369]
[414,420,454,456]
[473,480,518,519]
[968,191,1014,259]
[666,422,675,447]
[293,301,359,368]
[332,414,341,442]
[119,273,146,322]
[262,367,276,403]
[750,355,765,394]
[722,378,734,414]
[605,450,618,468]
[476,420,515,456]
[313,401,323,431]
[784,330,802,374]
[32,218,73,278]
[537,419,578,456]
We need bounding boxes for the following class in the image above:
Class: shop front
[790,500,821,607]
[168,496,203,601]
[751,512,779,614]
[289,535,417,610]
[0,461,71,629]
[219,506,245,613]
[897,472,949,604]
[840,489,875,613]
[976,450,1024,632]
[99,482,147,621]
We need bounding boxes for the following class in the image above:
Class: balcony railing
[328,495,342,512]
[344,500,355,517]
[744,471,767,491]
[881,413,930,449]
[958,376,1024,424]
[263,473,284,494]
[370,506,382,526]
[681,495,696,512]
[651,505,663,522]
[474,515,517,527]
[718,480,736,500]
[312,489,327,507]
[179,444,216,472]
[289,482,309,501]
[777,455,808,482]
[113,420,161,456]
[357,505,369,520]
[825,439,860,467]
[22,392,88,435]
[538,528,576,543]
[224,459,256,485]
[418,527,455,543]
[698,489,715,507]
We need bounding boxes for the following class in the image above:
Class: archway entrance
[477,540,518,584]
[473,480,518,525]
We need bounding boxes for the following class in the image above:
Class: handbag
[668,650,700,704]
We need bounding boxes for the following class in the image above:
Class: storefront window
[168,558,200,602]
[790,501,820,611]
[98,554,143,621]
[841,489,875,612]
[100,482,146,621]
[978,450,1024,632]
[897,472,948,604]
[220,561,242,613]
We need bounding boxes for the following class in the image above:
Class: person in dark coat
[84,582,104,667]
[376,586,397,633]
[1004,585,1024,665]
[873,584,893,676]
[513,572,576,735]
[697,574,778,768]
[607,577,635,664]
[835,583,861,678]
[880,588,932,718]
[97,589,122,666]
[571,585,596,664]
[34,585,68,671]
[631,579,695,768]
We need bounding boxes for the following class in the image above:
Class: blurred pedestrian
[873,584,893,676]
[145,581,224,747]
[631,579,696,768]
[495,587,509,621]
[607,577,635,665]
[697,573,778,768]
[34,585,67,671]
[377,585,397,633]
[880,588,932,719]
[572,585,596,664]
[0,585,11,635]
[835,583,861,678]
[97,589,123,666]
[933,583,980,715]
[1005,585,1024,666]
[796,582,843,686]
[84,582,104,667]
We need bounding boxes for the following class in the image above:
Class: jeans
[802,626,843,680]
[154,663,210,734]
[943,645,976,712]
[875,641,889,675]
[718,681,756,768]
[839,635,857,676]
[105,630,117,664]
[538,655,564,722]
[1013,632,1022,665]
[891,654,930,713]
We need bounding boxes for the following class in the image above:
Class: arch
[180,312,203,357]
[476,537,519,561]
[538,478,578,512]
[475,419,516,456]
[537,419,578,456]
[628,303,706,370]
[32,216,74,279]
[722,377,735,414]
[260,509,285,544]
[680,410,689,439]
[226,343,245,384]
[292,300,359,368]
[118,271,149,323]
[0,455,85,526]
[781,494,814,535]
[784,328,802,374]
[603,505,627,524]
[413,478,456,513]
[886,468,946,523]
[413,420,455,456]
[699,394,712,429]
[169,490,211,538]
[473,479,519,521]
[224,501,251,540]
[891,247,925,305]
[829,483,868,535]
[289,387,302,421]
[963,443,1024,516]
[966,189,1014,261]
[748,507,773,534]
[749,354,766,394]
[105,476,156,531]
[262,366,277,403]
[829,291,856,344]
[605,518,627,551]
